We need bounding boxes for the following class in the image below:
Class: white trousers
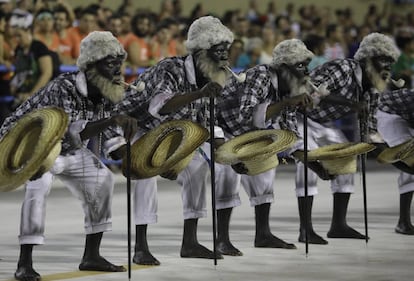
[376,110,414,194]
[19,148,114,245]
[133,142,277,225]
[295,115,355,197]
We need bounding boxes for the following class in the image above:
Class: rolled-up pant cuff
[216,196,242,210]
[85,222,112,235]
[19,235,45,245]
[183,210,207,220]
[296,186,318,197]
[135,214,158,225]
[400,182,414,194]
[249,194,274,207]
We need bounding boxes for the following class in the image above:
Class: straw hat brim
[294,142,376,175]
[215,129,297,175]
[123,120,209,179]
[0,107,69,192]
[377,139,414,165]
[295,142,376,161]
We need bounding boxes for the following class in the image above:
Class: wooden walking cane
[209,95,218,265]
[302,111,310,255]
[126,140,132,279]
[359,109,369,244]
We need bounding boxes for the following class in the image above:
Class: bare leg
[133,224,160,265]
[254,203,296,249]
[180,218,223,259]
[216,208,243,256]
[79,232,126,272]
[327,193,367,239]
[14,244,41,281]
[298,196,328,244]
[395,191,414,235]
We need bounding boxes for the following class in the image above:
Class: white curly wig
[271,39,314,67]
[185,16,234,54]
[76,31,127,72]
[354,32,400,62]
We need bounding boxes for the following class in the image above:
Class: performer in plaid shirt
[115,16,233,264]
[376,87,414,235]
[215,39,315,253]
[0,31,138,281]
[295,32,400,242]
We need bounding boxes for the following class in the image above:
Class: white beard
[365,59,389,93]
[194,50,229,87]
[86,68,125,103]
[279,68,310,97]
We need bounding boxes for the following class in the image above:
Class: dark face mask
[206,42,231,63]
[95,55,124,79]
[285,59,311,79]
[372,55,394,73]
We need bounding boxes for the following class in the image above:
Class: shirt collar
[355,62,363,89]
[184,55,197,85]
[75,71,88,97]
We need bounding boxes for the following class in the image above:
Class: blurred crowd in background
[1,0,414,126]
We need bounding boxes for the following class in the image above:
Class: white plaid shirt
[0,71,124,155]
[114,55,215,132]
[216,64,298,137]
[379,88,414,126]
[307,58,379,132]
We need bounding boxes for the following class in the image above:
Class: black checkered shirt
[114,55,213,131]
[216,64,298,137]
[307,58,378,132]
[0,71,122,154]
[379,88,414,126]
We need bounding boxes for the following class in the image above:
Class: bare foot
[298,228,328,245]
[395,223,414,235]
[254,235,296,249]
[79,256,126,272]
[327,226,368,239]
[216,241,243,256]
[133,250,161,265]
[14,265,41,281]
[180,243,223,259]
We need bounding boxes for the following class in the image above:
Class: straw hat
[377,139,414,167]
[0,107,69,192]
[294,142,376,175]
[123,120,209,179]
[215,129,297,176]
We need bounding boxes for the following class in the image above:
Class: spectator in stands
[392,27,414,88]
[150,19,178,63]
[0,0,12,14]
[53,3,79,65]
[0,10,14,125]
[33,9,60,53]
[130,12,154,67]
[235,37,262,69]
[67,5,99,42]
[10,0,34,30]
[324,23,347,61]
[108,13,143,81]
[303,33,328,70]
[10,17,58,108]
[259,23,280,64]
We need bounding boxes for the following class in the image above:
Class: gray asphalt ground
[1,160,413,281]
